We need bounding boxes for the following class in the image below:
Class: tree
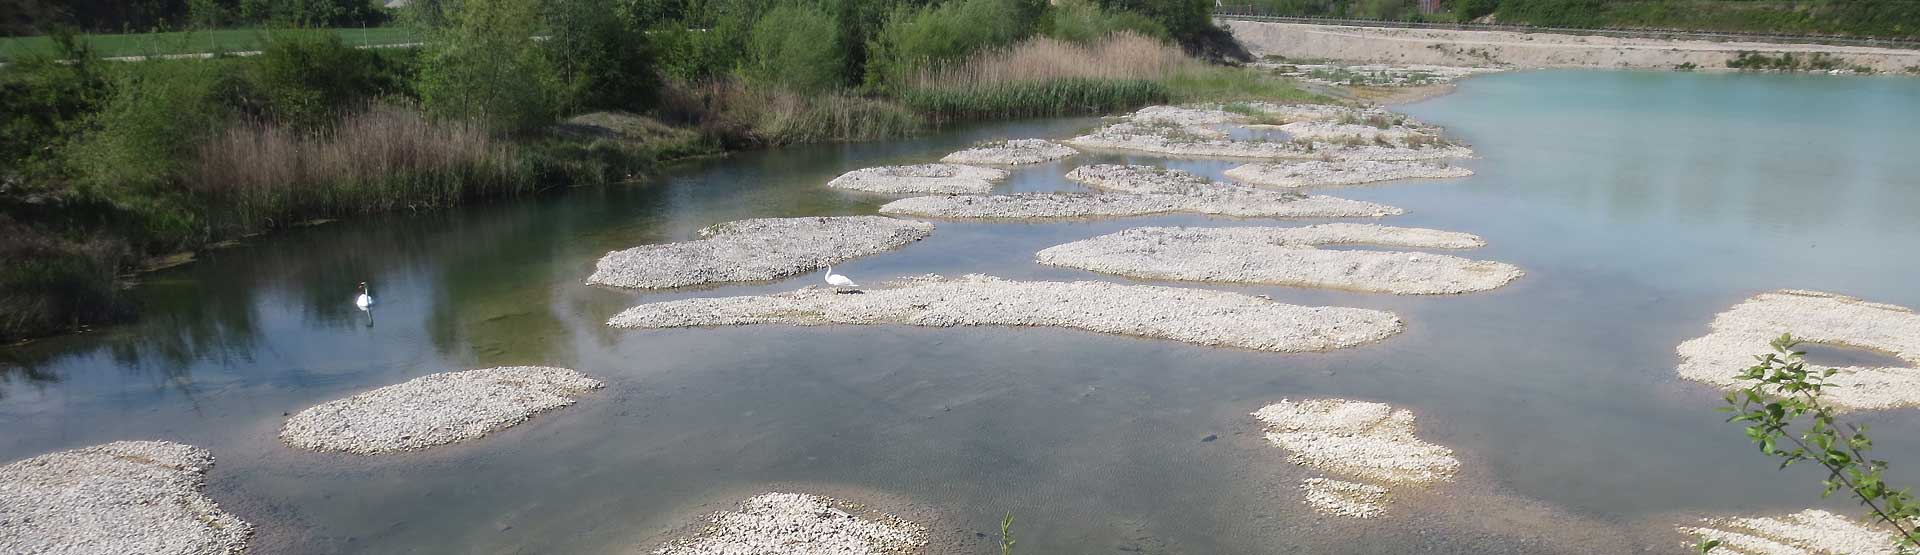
[746,2,846,92]
[1704,334,1920,553]
[417,0,564,133]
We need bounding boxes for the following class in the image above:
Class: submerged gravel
[1675,290,1920,412]
[1300,478,1390,519]
[1680,509,1900,555]
[1037,224,1522,294]
[0,441,252,555]
[652,492,927,555]
[1224,160,1474,188]
[1253,399,1459,518]
[939,139,1078,165]
[609,274,1404,352]
[281,366,604,454]
[588,217,934,289]
[828,164,1008,194]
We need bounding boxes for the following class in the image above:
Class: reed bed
[185,105,529,232]
[664,78,925,145]
[902,33,1192,121]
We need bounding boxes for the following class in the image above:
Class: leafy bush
[418,0,565,134]
[545,0,660,112]
[746,2,847,92]
[0,28,110,183]
[255,31,408,130]
[1091,0,1209,40]
[1041,0,1169,44]
[864,0,1045,89]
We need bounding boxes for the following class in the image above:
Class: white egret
[823,264,858,293]
[355,282,375,310]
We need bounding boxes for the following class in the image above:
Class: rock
[828,164,1008,195]
[940,139,1078,165]
[1674,290,1920,412]
[1036,224,1523,295]
[0,441,252,555]
[280,366,604,454]
[608,274,1404,353]
[587,216,934,289]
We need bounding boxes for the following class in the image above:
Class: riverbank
[1223,20,1920,73]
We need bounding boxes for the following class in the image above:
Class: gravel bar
[1253,399,1459,518]
[608,274,1404,353]
[827,164,1008,195]
[281,366,604,454]
[1679,509,1900,555]
[1064,164,1216,193]
[652,492,927,555]
[1066,103,1473,162]
[1675,290,1920,412]
[0,441,252,555]
[1224,160,1474,188]
[939,139,1077,165]
[587,216,934,289]
[879,192,1401,220]
[1036,224,1522,295]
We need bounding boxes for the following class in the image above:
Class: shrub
[0,27,110,182]
[418,0,565,134]
[746,2,847,92]
[1040,0,1169,44]
[660,78,922,145]
[1091,0,1209,40]
[545,0,660,112]
[865,0,1045,90]
[255,31,404,130]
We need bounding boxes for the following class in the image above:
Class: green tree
[417,0,564,133]
[545,0,660,112]
[746,2,847,92]
[864,0,1043,89]
[1041,0,1169,44]
[1705,335,1920,553]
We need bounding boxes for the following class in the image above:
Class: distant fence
[1212,7,1920,51]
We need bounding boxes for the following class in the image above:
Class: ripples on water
[4,71,1920,553]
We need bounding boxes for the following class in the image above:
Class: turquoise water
[4,70,1920,553]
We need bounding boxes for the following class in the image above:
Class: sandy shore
[0,441,252,554]
[879,191,1401,220]
[828,164,1008,195]
[1037,225,1522,295]
[651,492,927,555]
[608,274,1404,352]
[588,216,934,289]
[1253,399,1459,518]
[1674,290,1920,412]
[1225,160,1473,188]
[940,139,1078,165]
[281,366,603,454]
[1679,509,1900,555]
[1225,21,1920,73]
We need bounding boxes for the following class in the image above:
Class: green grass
[902,78,1172,122]
[1164,66,1328,103]
[0,27,421,61]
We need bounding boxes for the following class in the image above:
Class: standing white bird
[823,264,857,292]
[355,281,375,310]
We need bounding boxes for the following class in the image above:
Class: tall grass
[185,105,529,233]
[898,32,1309,121]
[661,78,925,145]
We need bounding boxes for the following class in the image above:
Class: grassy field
[0,27,420,61]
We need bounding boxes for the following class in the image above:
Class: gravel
[879,192,1402,220]
[1225,160,1474,188]
[1679,509,1900,555]
[1276,120,1424,142]
[587,216,935,289]
[280,366,604,454]
[1036,224,1522,295]
[1067,120,1471,161]
[939,139,1078,165]
[1300,478,1390,519]
[651,492,927,555]
[608,274,1404,353]
[1064,164,1217,193]
[1253,399,1459,518]
[827,164,1008,195]
[0,441,252,555]
[1675,290,1920,412]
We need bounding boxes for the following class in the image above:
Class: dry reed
[909,32,1198,91]
[186,105,527,231]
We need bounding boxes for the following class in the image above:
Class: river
[4,70,1919,553]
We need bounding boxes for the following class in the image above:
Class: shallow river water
[5,70,1920,553]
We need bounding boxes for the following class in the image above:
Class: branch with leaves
[1700,334,1920,553]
